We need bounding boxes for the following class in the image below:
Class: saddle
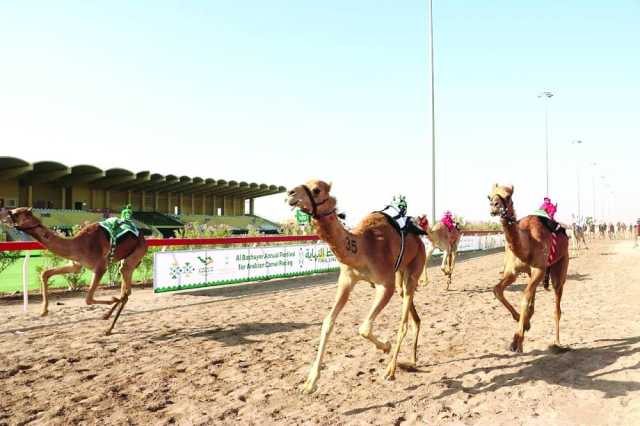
[377,206,425,272]
[99,217,140,249]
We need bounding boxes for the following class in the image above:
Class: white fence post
[22,252,30,313]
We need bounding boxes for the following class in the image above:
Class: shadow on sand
[149,321,319,346]
[431,335,640,400]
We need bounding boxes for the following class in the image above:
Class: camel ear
[27,207,32,212]
[505,184,514,194]
[327,181,332,191]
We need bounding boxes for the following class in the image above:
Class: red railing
[0,231,499,252]
[0,235,321,252]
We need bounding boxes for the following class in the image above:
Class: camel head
[0,207,42,231]
[488,184,514,218]
[286,180,337,218]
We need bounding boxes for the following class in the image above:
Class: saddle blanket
[99,217,140,246]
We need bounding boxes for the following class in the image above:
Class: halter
[301,185,335,219]
[495,195,516,225]
[5,210,43,232]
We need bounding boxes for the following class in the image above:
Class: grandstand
[0,157,285,239]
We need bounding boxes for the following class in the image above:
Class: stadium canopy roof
[0,157,286,199]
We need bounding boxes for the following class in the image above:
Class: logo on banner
[170,261,196,279]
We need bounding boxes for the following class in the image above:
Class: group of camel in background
[1,178,634,395]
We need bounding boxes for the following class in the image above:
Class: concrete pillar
[191,194,195,215]
[154,192,159,211]
[167,192,172,213]
[221,196,226,215]
[127,190,132,205]
[249,198,255,215]
[61,187,66,210]
[90,189,96,209]
[141,191,146,211]
[212,196,218,216]
[179,193,184,215]
[27,185,33,207]
[201,194,206,215]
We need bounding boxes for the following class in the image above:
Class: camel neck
[500,210,524,258]
[313,214,360,268]
[27,225,75,259]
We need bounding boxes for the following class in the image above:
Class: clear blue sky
[1,1,638,223]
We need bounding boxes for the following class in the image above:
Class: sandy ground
[1,240,639,426]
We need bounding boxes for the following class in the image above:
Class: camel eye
[312,188,321,195]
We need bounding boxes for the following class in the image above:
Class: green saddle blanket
[99,217,140,246]
[532,209,551,220]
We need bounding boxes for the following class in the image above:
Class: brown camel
[287,180,426,394]
[415,215,461,290]
[0,207,147,335]
[488,184,570,352]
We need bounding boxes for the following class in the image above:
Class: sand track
[1,240,639,425]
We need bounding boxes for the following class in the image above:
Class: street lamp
[428,0,436,222]
[538,91,554,196]
[571,140,583,222]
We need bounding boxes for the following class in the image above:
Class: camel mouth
[0,209,13,226]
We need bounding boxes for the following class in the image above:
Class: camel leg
[302,271,355,394]
[419,246,435,286]
[493,272,519,321]
[358,283,394,353]
[105,244,146,333]
[550,257,569,347]
[85,264,117,306]
[384,285,414,380]
[408,299,420,368]
[39,262,82,316]
[510,268,544,353]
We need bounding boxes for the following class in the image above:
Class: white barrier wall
[154,234,504,293]
[154,243,339,293]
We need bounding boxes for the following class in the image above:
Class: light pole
[429,0,436,221]
[600,176,607,222]
[538,91,554,195]
[571,140,583,222]
[590,162,598,222]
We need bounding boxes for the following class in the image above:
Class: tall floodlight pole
[538,91,554,195]
[429,0,436,221]
[571,140,583,221]
[600,176,607,221]
[590,162,597,222]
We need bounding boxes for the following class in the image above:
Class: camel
[415,214,461,290]
[286,180,426,394]
[571,223,588,253]
[0,207,147,335]
[488,184,570,352]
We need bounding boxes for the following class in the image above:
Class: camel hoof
[40,310,48,317]
[383,369,396,381]
[381,341,391,353]
[302,379,318,395]
[524,322,531,332]
[509,335,524,353]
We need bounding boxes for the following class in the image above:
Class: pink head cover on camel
[539,197,557,220]
[441,211,456,232]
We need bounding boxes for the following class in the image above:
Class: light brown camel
[415,215,461,290]
[0,207,147,335]
[488,184,570,352]
[287,180,426,394]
